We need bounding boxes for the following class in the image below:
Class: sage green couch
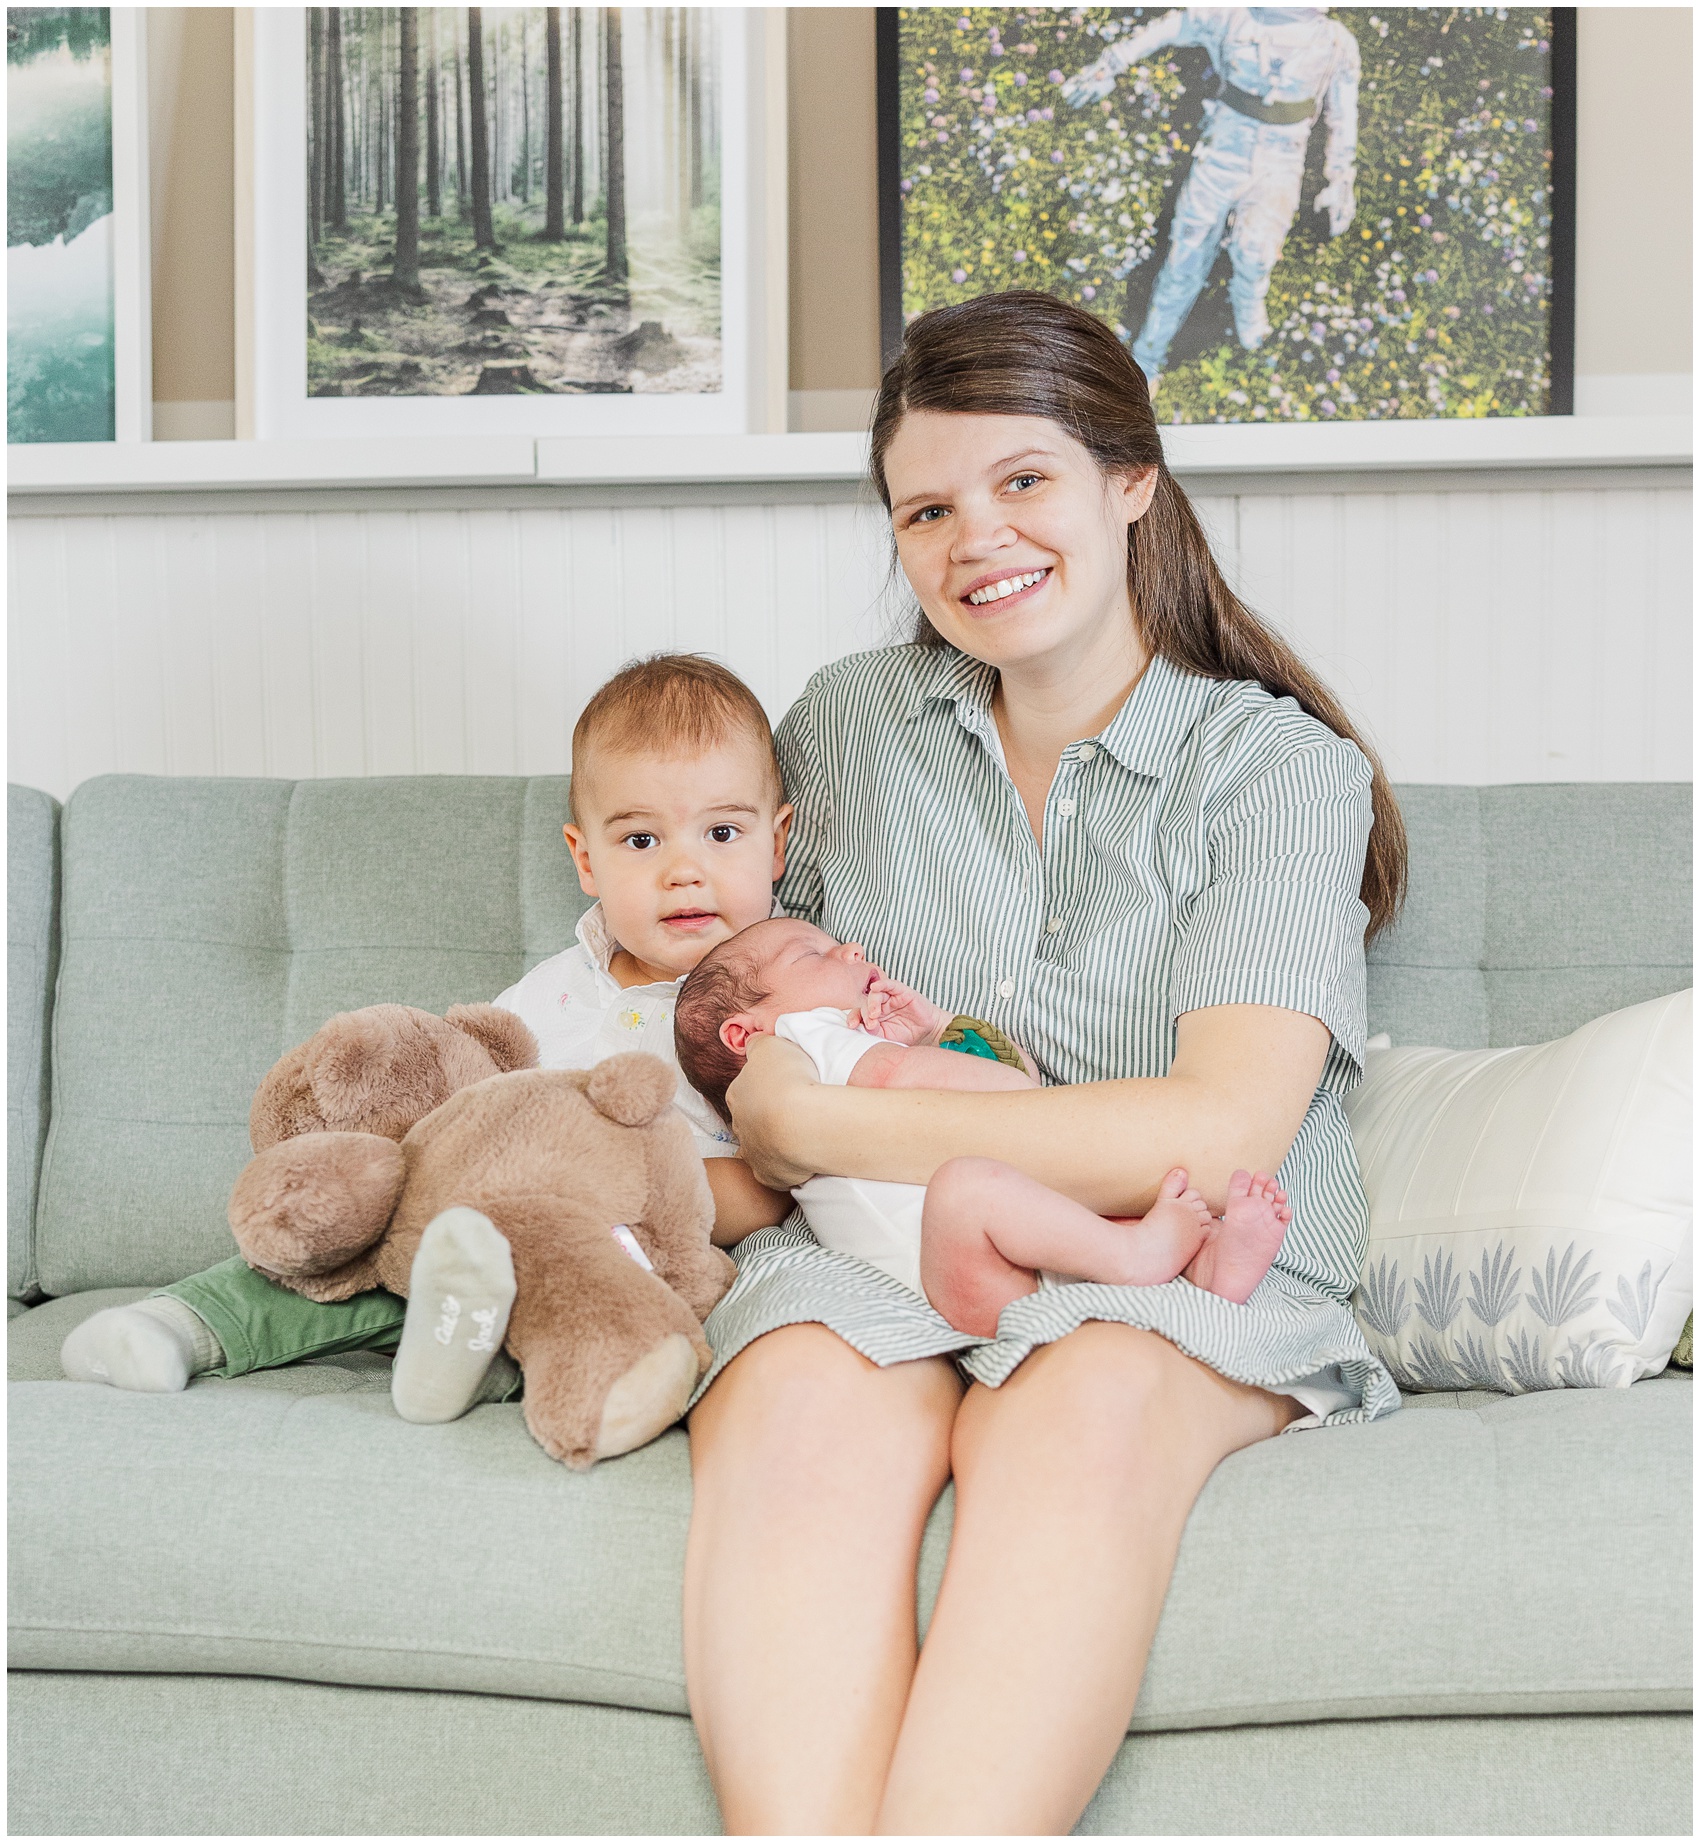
[8,774,1693,1836]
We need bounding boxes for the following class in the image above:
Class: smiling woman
[680,287,1412,1834]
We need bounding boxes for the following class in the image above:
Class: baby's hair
[674,934,774,1123]
[569,653,782,824]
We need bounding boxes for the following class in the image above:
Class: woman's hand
[725,1033,825,1191]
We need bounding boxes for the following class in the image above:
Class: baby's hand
[853,976,954,1047]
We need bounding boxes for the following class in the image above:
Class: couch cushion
[1367,784,1691,1050]
[9,785,61,1304]
[34,775,589,1295]
[9,1300,1690,1734]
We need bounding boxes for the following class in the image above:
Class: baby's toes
[1158,1166,1191,1202]
[1227,1167,1253,1202]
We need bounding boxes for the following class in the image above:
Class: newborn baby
[674,918,1291,1336]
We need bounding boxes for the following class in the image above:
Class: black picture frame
[879,6,1577,419]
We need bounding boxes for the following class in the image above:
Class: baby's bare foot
[1108,1167,1214,1285]
[1190,1169,1291,1305]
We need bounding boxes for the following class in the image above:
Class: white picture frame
[238,7,785,441]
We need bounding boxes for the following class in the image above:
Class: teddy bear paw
[593,1333,703,1461]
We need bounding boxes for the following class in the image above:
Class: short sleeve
[773,676,832,926]
[1171,738,1372,1072]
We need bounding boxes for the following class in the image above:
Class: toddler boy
[674,918,1293,1337]
[62,655,794,1421]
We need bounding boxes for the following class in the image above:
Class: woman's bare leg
[684,1324,963,1834]
[876,1322,1301,1834]
[921,1157,1212,1335]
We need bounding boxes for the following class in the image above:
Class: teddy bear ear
[445,1004,539,1073]
[586,1053,678,1127]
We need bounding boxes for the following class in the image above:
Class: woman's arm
[704,1156,792,1247]
[728,1004,1330,1217]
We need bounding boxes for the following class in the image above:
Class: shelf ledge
[7,417,1689,496]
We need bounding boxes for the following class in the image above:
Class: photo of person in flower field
[889,7,1569,423]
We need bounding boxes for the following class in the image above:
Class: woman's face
[882,410,1156,678]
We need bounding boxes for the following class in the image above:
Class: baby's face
[563,736,791,985]
[735,919,883,1030]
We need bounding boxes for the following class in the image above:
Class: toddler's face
[564,736,792,985]
[725,919,884,1036]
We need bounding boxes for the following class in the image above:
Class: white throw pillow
[1345,989,1693,1393]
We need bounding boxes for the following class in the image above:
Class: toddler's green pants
[159,1258,522,1398]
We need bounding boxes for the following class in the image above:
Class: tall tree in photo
[467,7,497,248]
[661,10,679,228]
[370,12,383,214]
[327,6,348,228]
[570,6,585,225]
[308,8,325,277]
[602,7,627,287]
[491,16,504,206]
[454,14,468,216]
[687,9,703,208]
[543,7,565,239]
[426,8,442,219]
[519,12,531,204]
[392,6,423,293]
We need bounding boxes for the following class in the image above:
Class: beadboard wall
[8,474,1690,801]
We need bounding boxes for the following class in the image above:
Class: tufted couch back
[7,776,1692,1301]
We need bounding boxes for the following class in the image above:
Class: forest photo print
[305,6,721,400]
[891,7,1569,423]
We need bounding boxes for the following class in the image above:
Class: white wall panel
[8,481,1689,801]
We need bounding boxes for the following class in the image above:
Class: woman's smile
[962,567,1052,610]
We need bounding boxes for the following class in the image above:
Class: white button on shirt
[1055,797,1077,819]
[1046,916,1063,934]
[996,977,1016,999]
[1076,743,1098,762]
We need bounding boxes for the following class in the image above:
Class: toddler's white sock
[60,1295,225,1392]
[391,1208,516,1425]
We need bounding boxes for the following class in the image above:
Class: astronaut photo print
[879,7,1575,423]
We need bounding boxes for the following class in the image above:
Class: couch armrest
[9,785,61,1303]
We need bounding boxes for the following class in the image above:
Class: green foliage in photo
[898,7,1557,422]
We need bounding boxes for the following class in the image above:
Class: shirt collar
[909,646,1214,779]
[573,902,630,986]
[1093,653,1217,778]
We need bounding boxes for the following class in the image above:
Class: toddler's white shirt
[777,1008,930,1297]
[492,903,740,1162]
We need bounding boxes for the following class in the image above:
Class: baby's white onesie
[776,1007,931,1296]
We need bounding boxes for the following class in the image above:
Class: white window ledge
[6,417,1690,497]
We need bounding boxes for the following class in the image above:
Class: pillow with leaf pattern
[1345,989,1692,1395]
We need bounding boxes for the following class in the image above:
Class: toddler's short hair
[569,653,781,824]
[674,934,774,1123]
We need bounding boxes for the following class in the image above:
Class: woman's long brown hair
[869,291,1407,939]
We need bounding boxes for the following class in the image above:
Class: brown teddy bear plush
[226,1002,737,1468]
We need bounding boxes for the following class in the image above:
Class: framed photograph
[878,7,1575,423]
[7,5,152,444]
[240,6,784,439]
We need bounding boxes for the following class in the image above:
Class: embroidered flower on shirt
[618,1008,645,1031]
